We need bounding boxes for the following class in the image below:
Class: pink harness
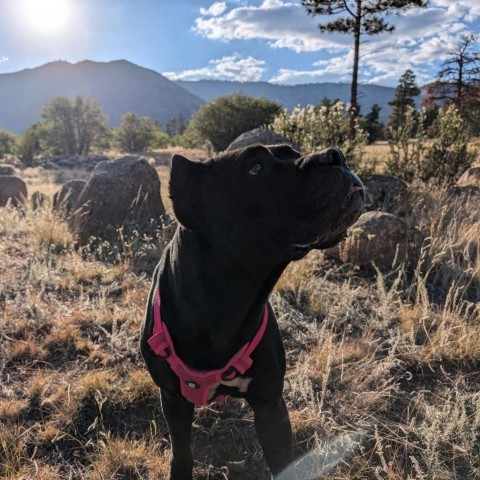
[148,289,269,405]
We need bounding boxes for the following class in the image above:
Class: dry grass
[1,157,479,479]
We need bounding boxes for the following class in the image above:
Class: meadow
[1,148,479,479]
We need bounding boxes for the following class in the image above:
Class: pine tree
[387,69,420,131]
[302,0,427,136]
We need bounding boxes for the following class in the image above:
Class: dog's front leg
[249,396,294,478]
[161,389,195,480]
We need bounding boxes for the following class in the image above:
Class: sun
[20,0,71,35]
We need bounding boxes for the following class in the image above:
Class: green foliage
[421,105,477,185]
[387,69,421,132]
[188,93,282,152]
[19,123,44,162]
[387,106,426,183]
[150,126,170,149]
[269,102,367,169]
[40,95,109,155]
[361,104,384,144]
[164,115,187,137]
[0,127,18,157]
[115,113,167,152]
[387,105,477,185]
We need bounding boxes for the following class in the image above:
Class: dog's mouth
[345,185,364,202]
[292,182,364,256]
[293,230,347,253]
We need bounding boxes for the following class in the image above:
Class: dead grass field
[1,154,479,479]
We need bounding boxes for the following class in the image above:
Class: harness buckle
[221,366,238,381]
[159,347,171,360]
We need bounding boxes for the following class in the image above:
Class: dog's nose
[316,148,345,167]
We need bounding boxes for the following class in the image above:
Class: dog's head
[170,144,364,262]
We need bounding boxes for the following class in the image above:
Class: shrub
[188,93,282,152]
[115,112,160,152]
[387,106,426,183]
[269,102,367,169]
[420,105,477,185]
[387,105,477,185]
[0,127,18,157]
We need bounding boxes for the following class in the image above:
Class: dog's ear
[169,154,206,230]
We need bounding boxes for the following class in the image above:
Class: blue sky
[0,0,479,87]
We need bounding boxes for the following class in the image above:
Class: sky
[0,0,479,87]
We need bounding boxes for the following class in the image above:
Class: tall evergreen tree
[387,69,420,131]
[302,0,427,136]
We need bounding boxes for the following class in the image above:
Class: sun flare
[21,0,71,35]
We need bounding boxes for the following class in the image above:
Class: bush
[268,102,367,169]
[188,93,282,152]
[115,113,168,152]
[0,127,18,157]
[19,123,44,162]
[387,106,426,183]
[420,105,477,185]
[387,105,477,185]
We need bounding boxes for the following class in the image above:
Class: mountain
[177,80,398,122]
[0,60,204,134]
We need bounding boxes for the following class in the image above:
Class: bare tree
[425,34,480,131]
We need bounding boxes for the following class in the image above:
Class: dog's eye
[249,163,263,175]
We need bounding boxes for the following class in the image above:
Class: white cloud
[200,2,227,17]
[163,53,266,82]
[271,53,353,84]
[195,1,350,52]
[194,0,479,85]
[431,0,480,22]
[0,54,8,64]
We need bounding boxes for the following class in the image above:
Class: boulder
[31,191,49,210]
[0,164,16,176]
[0,155,22,167]
[325,211,410,269]
[69,156,165,245]
[29,154,110,171]
[363,174,409,216]
[53,180,87,216]
[0,175,27,207]
[456,167,480,187]
[226,128,300,152]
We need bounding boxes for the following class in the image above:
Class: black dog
[140,144,364,479]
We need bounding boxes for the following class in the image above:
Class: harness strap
[147,288,269,405]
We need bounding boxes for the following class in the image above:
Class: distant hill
[0,60,204,134]
[177,80,399,123]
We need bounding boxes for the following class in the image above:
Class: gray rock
[0,175,27,207]
[31,191,49,210]
[363,174,409,216]
[69,156,165,245]
[0,164,16,176]
[226,128,300,152]
[325,211,412,269]
[53,180,87,216]
[31,154,110,171]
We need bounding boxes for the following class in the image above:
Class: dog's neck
[159,226,288,367]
